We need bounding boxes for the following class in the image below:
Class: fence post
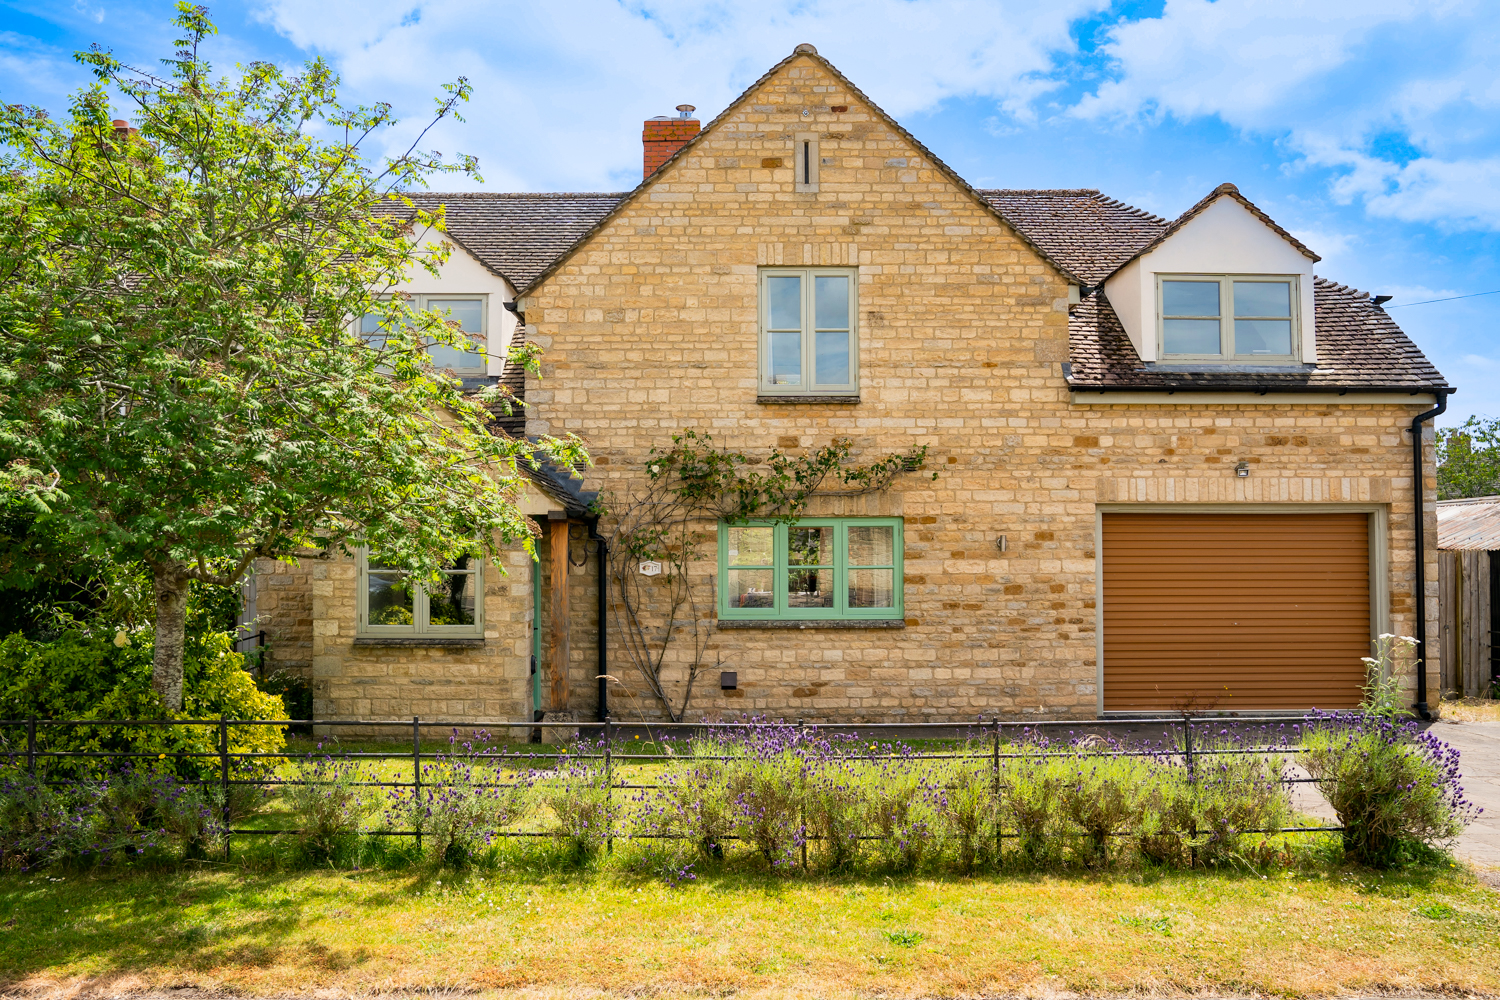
[798,718,807,871]
[219,715,231,861]
[1183,715,1197,867]
[604,715,614,855]
[412,716,422,854]
[991,716,1001,859]
[26,717,36,780]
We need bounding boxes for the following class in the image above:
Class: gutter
[1066,383,1449,396]
[587,517,609,722]
[1410,389,1452,720]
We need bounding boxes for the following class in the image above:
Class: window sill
[716,619,904,630]
[352,637,486,648]
[756,395,860,405]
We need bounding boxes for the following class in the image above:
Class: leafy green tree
[0,5,582,709]
[1437,416,1500,500]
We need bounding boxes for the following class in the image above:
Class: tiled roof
[491,322,529,438]
[978,189,1166,285]
[386,192,624,289]
[1066,281,1449,393]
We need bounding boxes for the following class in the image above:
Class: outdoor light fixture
[720,671,738,690]
[995,535,1007,553]
[1235,461,1250,477]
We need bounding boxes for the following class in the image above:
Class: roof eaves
[519,45,1085,296]
[1099,182,1320,285]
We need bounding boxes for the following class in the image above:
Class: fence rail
[0,714,1341,862]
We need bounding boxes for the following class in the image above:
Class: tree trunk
[151,565,191,712]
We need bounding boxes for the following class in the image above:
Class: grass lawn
[2,860,1497,998]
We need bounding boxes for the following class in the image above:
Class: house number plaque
[638,560,662,577]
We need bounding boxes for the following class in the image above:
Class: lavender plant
[540,754,610,863]
[1304,712,1480,866]
[283,745,370,860]
[928,759,999,873]
[386,730,533,867]
[864,751,935,872]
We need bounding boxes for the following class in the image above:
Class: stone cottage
[245,45,1452,726]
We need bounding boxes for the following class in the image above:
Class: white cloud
[1068,0,1500,230]
[249,0,1108,190]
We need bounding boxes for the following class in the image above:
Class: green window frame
[758,267,858,395]
[718,518,903,620]
[356,550,485,637]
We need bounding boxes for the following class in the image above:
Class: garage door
[1102,512,1371,712]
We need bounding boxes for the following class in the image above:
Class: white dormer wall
[1103,197,1317,364]
[398,226,517,377]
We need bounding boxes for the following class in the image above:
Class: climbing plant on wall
[601,432,930,722]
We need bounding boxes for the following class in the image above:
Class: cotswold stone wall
[520,53,1439,721]
[308,545,538,725]
[249,556,314,680]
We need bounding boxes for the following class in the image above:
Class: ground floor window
[357,551,483,636]
[718,518,903,620]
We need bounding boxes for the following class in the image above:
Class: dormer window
[359,295,489,376]
[1159,275,1299,363]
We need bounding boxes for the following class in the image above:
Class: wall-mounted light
[1235,461,1250,478]
[720,671,738,690]
[995,535,1008,553]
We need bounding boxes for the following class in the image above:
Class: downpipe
[588,518,609,722]
[1410,389,1451,720]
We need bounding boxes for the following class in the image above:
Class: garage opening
[1101,511,1372,712]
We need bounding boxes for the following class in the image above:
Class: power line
[1384,289,1500,309]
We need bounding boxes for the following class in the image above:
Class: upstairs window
[359,295,489,376]
[760,267,857,395]
[357,551,484,637]
[1158,275,1298,363]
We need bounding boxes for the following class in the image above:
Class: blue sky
[3,0,1498,425]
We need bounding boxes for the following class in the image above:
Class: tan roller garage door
[1102,512,1371,712]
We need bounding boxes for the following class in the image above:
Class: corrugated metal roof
[1437,496,1500,551]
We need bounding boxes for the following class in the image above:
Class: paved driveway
[1435,720,1500,870]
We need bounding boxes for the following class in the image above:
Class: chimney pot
[676,104,696,119]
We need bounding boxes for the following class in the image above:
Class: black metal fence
[0,714,1343,861]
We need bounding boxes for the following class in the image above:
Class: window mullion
[415,581,428,633]
[835,522,847,615]
[1221,277,1233,358]
[803,270,815,387]
[776,522,788,617]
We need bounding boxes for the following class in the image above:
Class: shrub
[865,753,934,872]
[1058,745,1151,866]
[649,754,735,861]
[997,741,1064,863]
[929,759,999,873]
[284,746,370,861]
[541,755,610,863]
[0,630,286,782]
[0,766,223,870]
[1304,713,1480,867]
[385,730,532,867]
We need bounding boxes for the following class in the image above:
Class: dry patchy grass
[1,862,1497,999]
[1439,697,1500,724]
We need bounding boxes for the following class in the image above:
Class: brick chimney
[642,104,699,178]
